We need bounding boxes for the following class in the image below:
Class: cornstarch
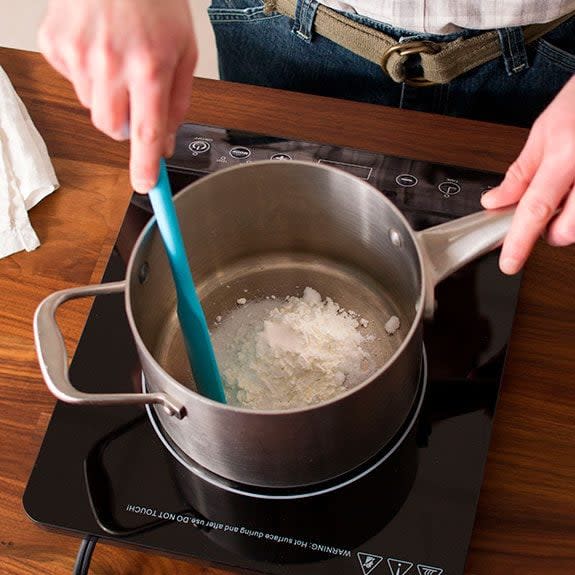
[211,287,375,410]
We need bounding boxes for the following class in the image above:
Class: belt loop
[497,27,529,75]
[292,0,320,43]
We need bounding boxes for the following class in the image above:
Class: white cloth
[0,66,59,259]
[318,0,575,34]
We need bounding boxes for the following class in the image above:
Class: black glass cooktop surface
[24,123,521,575]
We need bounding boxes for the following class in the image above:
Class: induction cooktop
[24,123,521,575]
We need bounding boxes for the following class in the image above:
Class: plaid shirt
[318,0,575,34]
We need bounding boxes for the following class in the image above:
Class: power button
[188,140,211,154]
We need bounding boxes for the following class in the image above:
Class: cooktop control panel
[165,123,502,229]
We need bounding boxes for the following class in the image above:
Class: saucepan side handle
[33,281,186,419]
[415,207,515,319]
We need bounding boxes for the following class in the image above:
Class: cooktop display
[24,123,521,575]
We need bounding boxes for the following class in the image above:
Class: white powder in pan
[384,315,400,335]
[212,287,375,410]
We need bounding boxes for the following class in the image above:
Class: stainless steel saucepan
[34,161,512,488]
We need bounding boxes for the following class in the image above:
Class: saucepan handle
[415,207,515,318]
[33,281,186,419]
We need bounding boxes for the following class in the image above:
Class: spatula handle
[148,159,226,403]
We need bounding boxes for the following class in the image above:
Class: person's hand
[38,0,197,193]
[481,74,575,274]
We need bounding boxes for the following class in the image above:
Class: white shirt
[318,0,575,34]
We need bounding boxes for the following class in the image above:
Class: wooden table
[0,47,573,575]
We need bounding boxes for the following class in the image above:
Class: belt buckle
[381,40,441,87]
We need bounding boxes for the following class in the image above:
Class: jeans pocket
[208,0,276,23]
[535,40,575,72]
[532,16,575,73]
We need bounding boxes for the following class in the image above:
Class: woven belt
[264,0,573,86]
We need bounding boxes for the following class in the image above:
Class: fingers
[90,45,129,140]
[38,11,93,106]
[129,60,173,193]
[37,24,72,80]
[496,153,574,274]
[165,43,197,156]
[546,184,575,246]
[38,0,198,196]
[480,130,543,275]
[65,38,93,108]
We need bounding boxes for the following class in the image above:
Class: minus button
[396,174,418,187]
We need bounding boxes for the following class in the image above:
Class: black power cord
[73,536,99,575]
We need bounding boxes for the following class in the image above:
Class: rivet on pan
[138,262,150,284]
[389,229,403,247]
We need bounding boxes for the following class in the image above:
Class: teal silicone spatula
[148,158,226,403]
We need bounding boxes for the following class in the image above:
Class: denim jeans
[207,0,575,127]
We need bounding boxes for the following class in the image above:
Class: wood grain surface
[0,47,573,575]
